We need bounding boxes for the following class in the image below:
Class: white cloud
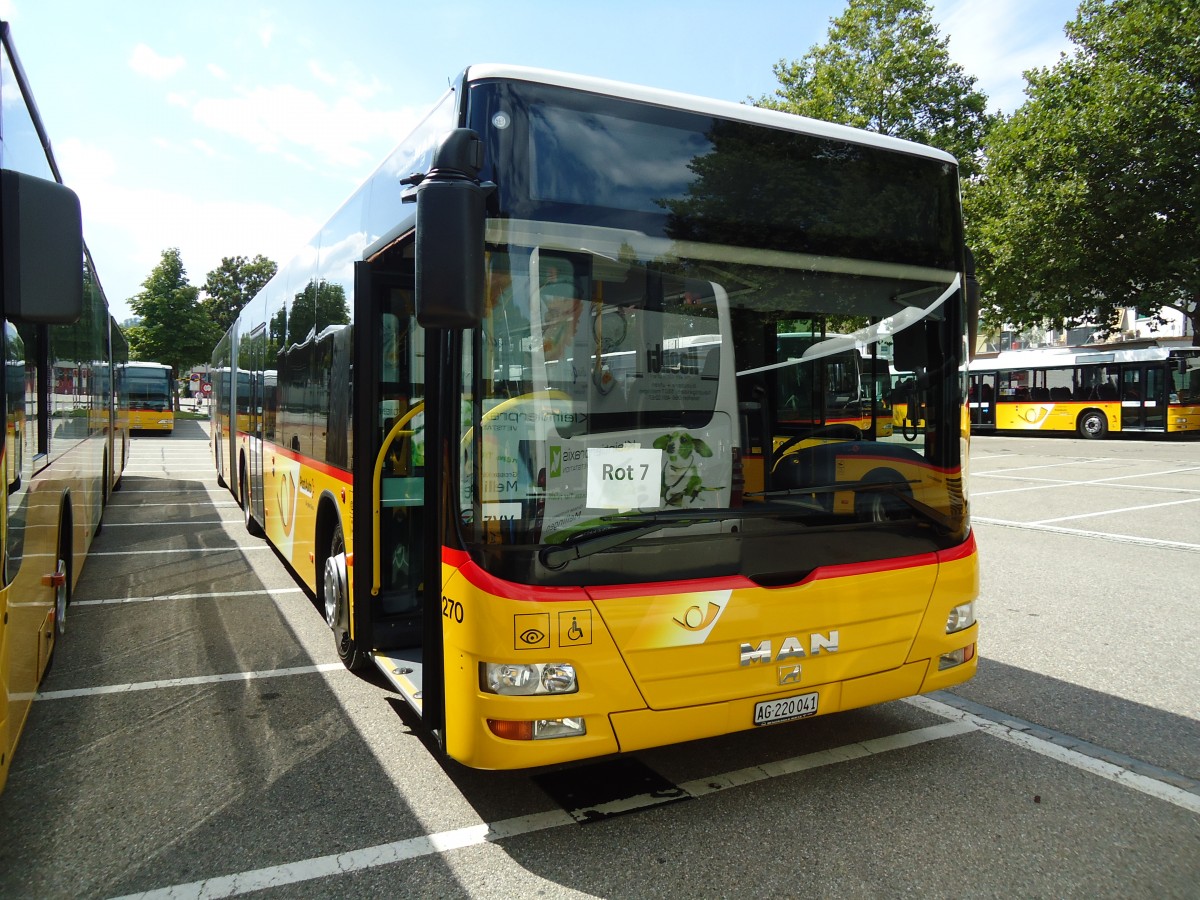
[55,137,117,182]
[129,43,186,80]
[933,0,1076,113]
[52,137,317,317]
[188,83,420,170]
[308,60,338,87]
[77,177,321,316]
[207,63,230,81]
[190,138,221,158]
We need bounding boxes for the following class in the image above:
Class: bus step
[372,648,424,716]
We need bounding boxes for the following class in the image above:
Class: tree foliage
[127,248,218,402]
[759,0,995,177]
[201,254,277,335]
[283,279,350,345]
[972,0,1199,343]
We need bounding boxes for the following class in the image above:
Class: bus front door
[352,259,430,722]
[969,373,997,429]
[1120,365,1166,431]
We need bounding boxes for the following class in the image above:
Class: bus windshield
[456,79,966,586]
[125,365,171,411]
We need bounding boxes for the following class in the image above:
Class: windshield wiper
[539,505,832,569]
[539,508,762,569]
[750,479,958,533]
[538,483,957,569]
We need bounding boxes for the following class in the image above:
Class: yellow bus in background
[969,345,1200,439]
[123,361,174,434]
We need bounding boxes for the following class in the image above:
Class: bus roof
[969,345,1172,372]
[462,64,959,166]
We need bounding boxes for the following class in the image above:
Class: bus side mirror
[410,129,494,330]
[0,169,84,324]
[965,247,980,361]
[892,324,928,373]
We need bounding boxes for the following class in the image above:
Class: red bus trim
[444,532,976,602]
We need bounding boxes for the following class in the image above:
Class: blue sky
[2,0,1081,323]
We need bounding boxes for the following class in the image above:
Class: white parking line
[973,464,1200,497]
[106,685,1200,900]
[1032,495,1200,525]
[973,517,1200,552]
[74,588,306,607]
[35,663,343,701]
[101,521,228,527]
[907,695,1200,814]
[971,458,1107,474]
[109,720,975,900]
[89,546,272,556]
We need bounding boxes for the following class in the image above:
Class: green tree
[759,0,995,177]
[286,279,350,344]
[128,248,219,407]
[201,254,277,335]
[972,0,1199,343]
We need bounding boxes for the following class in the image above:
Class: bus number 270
[442,596,464,623]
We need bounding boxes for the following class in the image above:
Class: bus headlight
[482,662,578,695]
[946,601,975,634]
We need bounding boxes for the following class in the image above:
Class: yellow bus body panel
[994,401,1119,433]
[261,443,353,594]
[129,410,174,433]
[440,539,978,770]
[1168,403,1200,432]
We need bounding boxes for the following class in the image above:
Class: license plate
[753,692,819,726]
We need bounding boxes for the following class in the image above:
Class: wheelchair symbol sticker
[559,610,592,647]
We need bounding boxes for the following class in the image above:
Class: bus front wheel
[323,524,368,671]
[1077,410,1108,440]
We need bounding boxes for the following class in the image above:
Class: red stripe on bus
[242,437,353,485]
[444,532,976,602]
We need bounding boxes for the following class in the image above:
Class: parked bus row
[212,65,980,771]
[0,22,130,794]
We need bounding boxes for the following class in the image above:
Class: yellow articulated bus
[212,65,980,769]
[0,21,126,794]
[969,345,1200,439]
[122,360,174,434]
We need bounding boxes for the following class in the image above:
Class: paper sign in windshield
[585,448,661,509]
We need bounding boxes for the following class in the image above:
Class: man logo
[779,665,802,685]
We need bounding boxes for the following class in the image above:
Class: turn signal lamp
[939,643,976,670]
[482,662,578,696]
[487,717,587,741]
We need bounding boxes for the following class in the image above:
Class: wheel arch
[314,490,342,581]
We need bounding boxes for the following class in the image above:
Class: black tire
[323,524,368,671]
[46,534,72,673]
[240,467,264,536]
[53,555,70,639]
[1077,409,1108,439]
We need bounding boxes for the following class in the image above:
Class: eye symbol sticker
[514,614,551,650]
